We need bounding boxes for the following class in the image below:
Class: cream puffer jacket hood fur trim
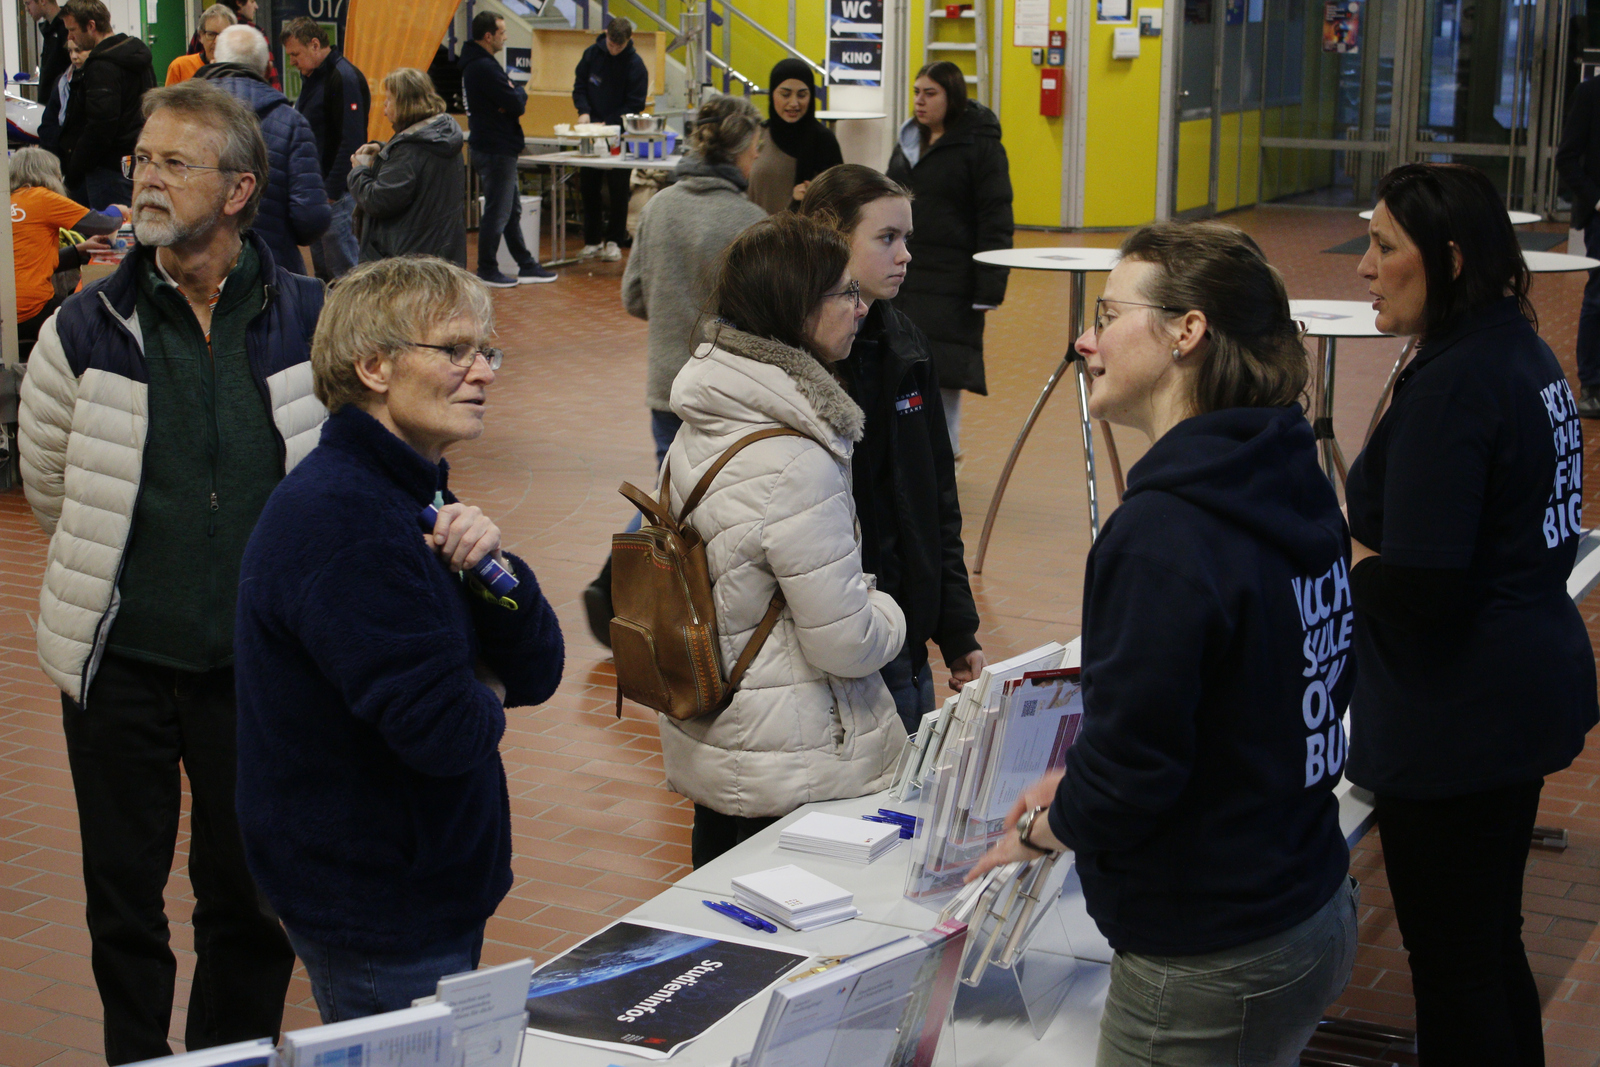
[660,327,908,818]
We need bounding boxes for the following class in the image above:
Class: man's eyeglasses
[824,280,862,308]
[122,153,233,184]
[1093,296,1185,336]
[411,341,503,370]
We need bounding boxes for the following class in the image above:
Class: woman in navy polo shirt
[1347,162,1598,1065]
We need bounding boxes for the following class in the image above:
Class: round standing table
[969,246,1123,572]
[1357,208,1543,225]
[1289,300,1383,488]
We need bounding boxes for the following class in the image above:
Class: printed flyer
[524,920,810,1060]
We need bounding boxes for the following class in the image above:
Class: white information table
[1289,299,1384,489]
[815,110,887,123]
[970,246,1124,573]
[519,150,685,267]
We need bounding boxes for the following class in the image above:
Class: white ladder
[924,0,989,107]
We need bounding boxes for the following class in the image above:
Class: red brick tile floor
[3,207,1600,1064]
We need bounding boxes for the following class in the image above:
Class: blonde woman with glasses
[347,67,466,266]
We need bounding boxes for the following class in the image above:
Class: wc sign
[827,39,883,82]
[830,0,884,35]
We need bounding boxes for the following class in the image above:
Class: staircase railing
[602,0,824,98]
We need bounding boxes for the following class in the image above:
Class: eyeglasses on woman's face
[1092,296,1185,337]
[410,341,504,370]
[823,280,862,308]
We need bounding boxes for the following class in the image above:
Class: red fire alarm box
[1040,69,1063,116]
[1049,29,1066,48]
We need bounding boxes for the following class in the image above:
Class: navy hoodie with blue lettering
[1048,404,1353,956]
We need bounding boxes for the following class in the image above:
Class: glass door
[1174,0,1222,215]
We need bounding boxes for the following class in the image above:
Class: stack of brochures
[280,1002,455,1067]
[779,812,902,863]
[738,919,969,1067]
[732,865,860,931]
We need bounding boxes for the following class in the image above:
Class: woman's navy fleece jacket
[1048,405,1353,956]
[234,406,564,952]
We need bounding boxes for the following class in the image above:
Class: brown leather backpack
[610,427,812,721]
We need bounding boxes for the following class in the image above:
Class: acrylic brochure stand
[934,859,1083,1066]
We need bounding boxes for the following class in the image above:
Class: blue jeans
[310,193,360,281]
[85,165,133,211]
[1096,879,1359,1067]
[624,409,684,534]
[1580,217,1600,387]
[880,641,936,737]
[285,923,484,1023]
[473,150,536,274]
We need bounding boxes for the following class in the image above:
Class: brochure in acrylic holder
[935,869,1082,1066]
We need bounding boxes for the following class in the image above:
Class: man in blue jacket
[197,24,329,274]
[572,17,647,261]
[459,12,555,287]
[281,16,368,281]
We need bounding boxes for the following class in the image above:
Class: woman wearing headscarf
[747,58,843,214]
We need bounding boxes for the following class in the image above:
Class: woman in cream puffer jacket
[662,318,909,855]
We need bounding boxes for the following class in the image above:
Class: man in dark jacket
[1557,75,1600,418]
[282,16,368,281]
[572,17,647,260]
[60,0,155,208]
[460,12,555,286]
[25,0,69,151]
[185,0,280,89]
[197,24,329,274]
[18,81,319,1065]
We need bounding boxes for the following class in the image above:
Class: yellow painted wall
[1217,110,1240,211]
[1176,117,1210,211]
[1238,108,1260,207]
[1081,20,1163,227]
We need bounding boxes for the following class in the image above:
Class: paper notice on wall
[1014,0,1050,46]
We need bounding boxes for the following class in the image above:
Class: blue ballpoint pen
[703,899,777,933]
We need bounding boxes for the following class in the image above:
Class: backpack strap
[725,589,786,693]
[618,480,676,530]
[679,427,812,521]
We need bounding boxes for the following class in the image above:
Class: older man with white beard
[18,80,325,1065]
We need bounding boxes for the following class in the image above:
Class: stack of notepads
[732,865,860,931]
[779,812,902,863]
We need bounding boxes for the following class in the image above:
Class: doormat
[1322,231,1569,255]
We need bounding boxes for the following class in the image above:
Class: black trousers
[62,653,294,1064]
[691,804,778,869]
[1374,780,1545,1067]
[579,166,631,245]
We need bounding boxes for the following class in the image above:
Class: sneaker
[617,235,634,250]
[477,269,518,289]
[583,557,614,648]
[518,262,558,284]
[579,243,603,259]
[1581,386,1600,420]
[600,241,622,262]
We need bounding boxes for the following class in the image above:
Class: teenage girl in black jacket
[800,165,985,733]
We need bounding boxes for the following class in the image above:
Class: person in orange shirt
[9,146,124,343]
[165,3,233,84]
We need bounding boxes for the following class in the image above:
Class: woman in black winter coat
[800,164,986,734]
[747,58,843,214]
[348,68,467,267]
[886,60,1014,454]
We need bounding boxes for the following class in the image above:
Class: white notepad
[780,812,900,863]
[733,864,853,916]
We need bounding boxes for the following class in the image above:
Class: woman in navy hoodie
[234,257,564,1021]
[971,222,1357,1065]
[1346,164,1597,1065]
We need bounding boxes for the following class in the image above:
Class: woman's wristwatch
[1016,805,1059,854]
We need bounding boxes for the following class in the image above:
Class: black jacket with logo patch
[844,300,980,670]
[1049,405,1352,956]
